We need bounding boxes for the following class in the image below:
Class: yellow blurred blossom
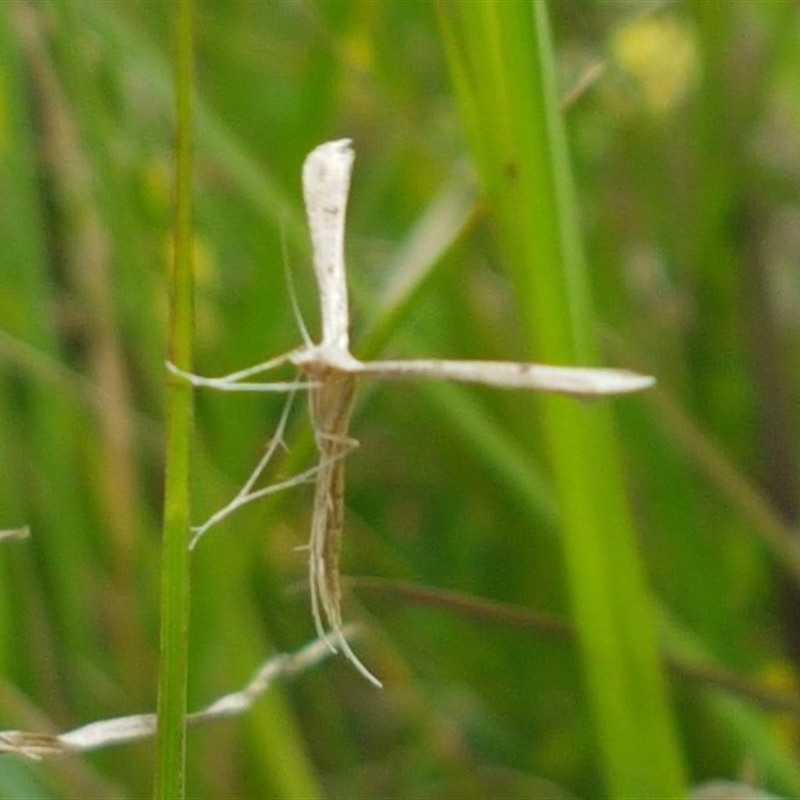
[612,14,700,115]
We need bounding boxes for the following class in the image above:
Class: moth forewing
[302,139,354,353]
[351,358,656,396]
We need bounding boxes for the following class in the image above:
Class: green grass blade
[154,1,195,797]
[435,2,686,796]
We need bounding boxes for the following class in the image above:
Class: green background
[0,1,798,797]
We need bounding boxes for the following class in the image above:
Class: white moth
[172,139,654,687]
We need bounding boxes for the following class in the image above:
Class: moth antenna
[280,221,314,348]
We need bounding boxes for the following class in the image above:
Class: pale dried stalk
[0,630,347,759]
[172,139,655,687]
[0,526,30,543]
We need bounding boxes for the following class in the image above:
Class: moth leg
[166,351,315,393]
[189,393,358,550]
[190,463,322,550]
[189,386,297,547]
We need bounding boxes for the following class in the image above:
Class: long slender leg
[188,387,358,551]
[190,388,300,548]
[190,462,321,549]
[166,351,315,393]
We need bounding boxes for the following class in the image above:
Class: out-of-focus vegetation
[0,1,798,798]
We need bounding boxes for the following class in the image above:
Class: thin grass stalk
[154,1,194,796]
[0,5,53,679]
[5,1,104,699]
[435,2,686,796]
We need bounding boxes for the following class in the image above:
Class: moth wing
[352,358,655,397]
[302,139,355,353]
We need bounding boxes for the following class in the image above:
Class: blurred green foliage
[0,1,798,798]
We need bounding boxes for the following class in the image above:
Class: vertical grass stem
[154,0,195,797]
